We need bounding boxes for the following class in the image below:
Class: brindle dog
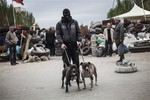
[80,62,98,90]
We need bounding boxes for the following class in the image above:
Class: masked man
[56,8,82,82]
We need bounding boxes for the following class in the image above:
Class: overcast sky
[7,0,115,29]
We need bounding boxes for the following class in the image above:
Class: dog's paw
[89,88,92,91]
[65,91,69,93]
[95,84,98,86]
[78,88,81,91]
[83,87,86,90]
[61,87,64,89]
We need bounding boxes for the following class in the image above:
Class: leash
[79,48,85,62]
[64,49,71,64]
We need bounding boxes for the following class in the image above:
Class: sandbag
[96,47,104,57]
[40,56,48,61]
[96,38,104,44]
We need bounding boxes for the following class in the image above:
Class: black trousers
[62,43,79,70]
[46,43,55,56]
[9,45,16,65]
[104,40,113,56]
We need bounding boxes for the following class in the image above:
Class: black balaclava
[62,8,71,23]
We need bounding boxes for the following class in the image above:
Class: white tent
[114,3,150,19]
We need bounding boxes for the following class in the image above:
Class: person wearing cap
[56,8,82,82]
[114,18,125,62]
[5,26,19,65]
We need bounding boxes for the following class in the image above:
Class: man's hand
[77,41,82,48]
[61,44,67,50]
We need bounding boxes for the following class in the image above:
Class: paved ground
[0,52,150,100]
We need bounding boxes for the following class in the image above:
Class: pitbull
[61,64,81,93]
[80,62,98,90]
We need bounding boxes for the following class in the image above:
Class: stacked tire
[81,46,91,56]
[31,35,41,44]
[89,21,103,34]
[31,44,50,57]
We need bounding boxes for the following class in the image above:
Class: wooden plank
[22,34,32,60]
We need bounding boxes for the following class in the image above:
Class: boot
[117,55,124,62]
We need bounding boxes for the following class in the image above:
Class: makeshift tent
[114,3,150,20]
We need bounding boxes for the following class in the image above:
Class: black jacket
[114,22,124,41]
[46,30,56,44]
[56,17,81,45]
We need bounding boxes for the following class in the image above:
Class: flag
[13,0,24,5]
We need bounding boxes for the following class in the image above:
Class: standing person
[103,23,114,57]
[46,27,56,56]
[5,26,19,65]
[56,8,82,82]
[114,18,125,62]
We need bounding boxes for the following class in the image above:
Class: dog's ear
[88,62,91,65]
[80,62,83,65]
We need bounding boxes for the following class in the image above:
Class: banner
[13,0,24,5]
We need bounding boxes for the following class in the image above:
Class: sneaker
[15,62,19,64]
[11,63,16,66]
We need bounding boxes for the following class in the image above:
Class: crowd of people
[7,8,149,67]
[4,11,127,91]
[37,27,56,56]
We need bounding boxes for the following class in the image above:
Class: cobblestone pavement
[0,52,150,100]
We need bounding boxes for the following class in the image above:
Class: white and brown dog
[80,62,98,90]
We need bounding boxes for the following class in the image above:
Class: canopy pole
[141,0,146,20]
[111,0,115,18]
